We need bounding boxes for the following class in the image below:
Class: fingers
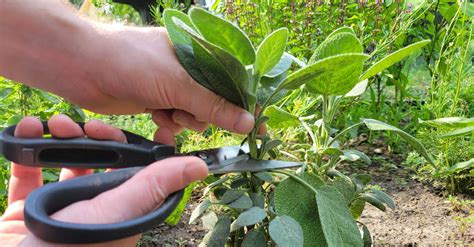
[51,157,208,225]
[8,117,44,205]
[172,110,208,132]
[154,127,176,146]
[151,110,183,134]
[173,81,254,134]
[84,119,127,143]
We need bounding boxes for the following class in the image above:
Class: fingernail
[233,112,254,134]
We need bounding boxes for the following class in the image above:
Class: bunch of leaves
[263,26,433,245]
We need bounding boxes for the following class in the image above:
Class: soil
[140,140,473,246]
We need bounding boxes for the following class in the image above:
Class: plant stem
[272,170,318,195]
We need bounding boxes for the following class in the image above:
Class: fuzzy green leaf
[189,199,211,224]
[264,106,299,129]
[362,118,434,165]
[447,158,474,173]
[360,40,431,80]
[200,216,231,247]
[250,193,265,208]
[228,194,253,209]
[340,149,372,164]
[362,224,372,247]
[269,215,304,247]
[316,185,363,247]
[439,126,474,138]
[274,174,325,246]
[189,8,255,65]
[309,31,363,63]
[257,73,287,106]
[220,190,245,204]
[361,193,386,211]
[253,172,273,182]
[330,26,356,36]
[255,28,289,76]
[280,54,369,96]
[345,79,369,97]
[349,198,366,219]
[420,117,474,128]
[370,189,395,210]
[266,53,293,78]
[201,211,218,230]
[242,229,267,247]
[230,207,267,232]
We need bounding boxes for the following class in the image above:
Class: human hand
[0,115,208,246]
[0,1,254,136]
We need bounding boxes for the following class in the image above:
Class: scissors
[0,122,300,244]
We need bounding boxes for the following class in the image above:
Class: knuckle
[207,96,226,123]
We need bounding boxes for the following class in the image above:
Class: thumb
[51,157,208,224]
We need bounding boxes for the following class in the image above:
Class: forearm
[0,0,103,105]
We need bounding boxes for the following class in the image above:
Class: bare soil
[140,140,473,246]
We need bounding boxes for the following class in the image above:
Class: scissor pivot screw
[196,152,208,159]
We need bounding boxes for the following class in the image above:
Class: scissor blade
[188,145,301,174]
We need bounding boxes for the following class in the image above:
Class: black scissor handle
[0,122,175,168]
[24,167,184,244]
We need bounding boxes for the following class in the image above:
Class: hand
[0,115,208,246]
[0,1,255,135]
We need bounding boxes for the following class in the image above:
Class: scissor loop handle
[0,122,175,168]
[24,167,184,244]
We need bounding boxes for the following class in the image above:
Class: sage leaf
[360,40,431,80]
[316,185,363,247]
[345,79,369,97]
[420,117,474,128]
[330,26,356,36]
[370,189,395,210]
[250,193,265,208]
[230,207,267,232]
[264,106,299,129]
[201,211,218,230]
[274,174,325,246]
[255,28,289,76]
[340,149,372,165]
[257,73,287,106]
[362,224,372,247]
[253,172,273,182]
[439,126,474,138]
[269,215,304,247]
[200,216,231,247]
[349,198,366,219]
[189,199,211,224]
[361,193,386,211]
[280,54,370,96]
[220,190,245,204]
[242,229,267,247]
[309,31,363,63]
[446,158,474,173]
[265,52,293,78]
[228,194,253,209]
[329,177,356,205]
[361,118,434,165]
[189,7,255,65]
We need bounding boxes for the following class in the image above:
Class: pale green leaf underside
[281,54,369,96]
[340,149,372,164]
[439,126,474,138]
[189,199,211,224]
[255,28,289,76]
[189,7,255,65]
[360,40,431,80]
[309,32,363,63]
[316,185,363,247]
[264,106,299,129]
[266,52,293,78]
[200,216,231,247]
[447,158,474,173]
[269,215,304,247]
[361,118,434,165]
[345,79,369,97]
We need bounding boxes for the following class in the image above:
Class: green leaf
[439,126,474,138]
[361,118,434,165]
[370,189,395,210]
[264,106,299,129]
[230,207,267,232]
[266,53,293,78]
[329,177,356,205]
[250,193,265,208]
[257,73,287,106]
[345,79,368,97]
[220,190,245,204]
[281,54,370,96]
[189,199,211,224]
[362,224,372,247]
[447,158,474,173]
[189,7,255,65]
[200,216,231,247]
[201,211,218,230]
[255,28,288,76]
[316,185,363,247]
[0,88,13,100]
[349,198,366,219]
[340,149,372,165]
[253,172,273,182]
[330,26,356,36]
[242,229,266,247]
[174,17,250,106]
[360,40,431,80]
[274,174,325,246]
[361,193,386,211]
[309,31,363,63]
[420,117,474,128]
[228,194,253,209]
[166,182,197,225]
[269,215,304,247]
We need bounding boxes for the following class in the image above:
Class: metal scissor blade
[187,145,301,174]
